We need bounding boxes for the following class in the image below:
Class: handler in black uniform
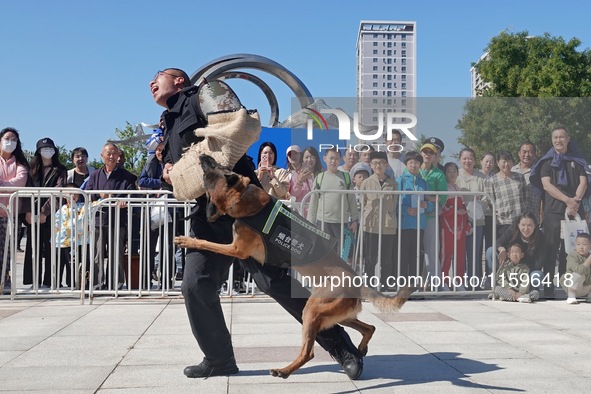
[149,68,363,379]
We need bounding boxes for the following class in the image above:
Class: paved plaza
[1,289,591,393]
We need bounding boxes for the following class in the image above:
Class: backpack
[315,171,352,190]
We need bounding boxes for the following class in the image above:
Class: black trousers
[542,212,567,290]
[364,232,398,288]
[23,221,52,286]
[181,215,352,365]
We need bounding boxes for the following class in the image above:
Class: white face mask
[1,140,17,153]
[40,147,55,160]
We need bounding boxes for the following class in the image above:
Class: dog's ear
[224,174,240,188]
[199,154,218,171]
[206,198,224,222]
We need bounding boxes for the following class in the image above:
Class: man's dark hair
[165,68,192,88]
[404,151,423,165]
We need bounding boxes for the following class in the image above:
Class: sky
[2,0,591,163]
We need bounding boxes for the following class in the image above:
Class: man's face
[324,151,341,172]
[518,144,536,167]
[101,145,120,168]
[343,149,358,166]
[386,134,402,157]
[551,128,569,154]
[150,69,184,108]
[370,158,388,176]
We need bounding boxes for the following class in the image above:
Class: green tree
[112,122,148,176]
[458,31,591,161]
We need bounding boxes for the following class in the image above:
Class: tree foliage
[112,122,148,176]
[458,30,591,161]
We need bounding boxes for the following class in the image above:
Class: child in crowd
[561,232,591,304]
[54,183,84,288]
[492,242,539,303]
[350,162,371,212]
[396,151,433,285]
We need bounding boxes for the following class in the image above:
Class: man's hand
[163,163,173,184]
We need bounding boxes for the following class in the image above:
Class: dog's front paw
[269,368,291,379]
[174,236,196,249]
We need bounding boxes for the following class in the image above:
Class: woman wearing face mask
[23,138,67,288]
[0,127,30,291]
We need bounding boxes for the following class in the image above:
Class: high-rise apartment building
[356,20,416,137]
[470,51,490,97]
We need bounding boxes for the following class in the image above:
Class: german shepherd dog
[174,154,414,378]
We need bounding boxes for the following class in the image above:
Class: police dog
[174,154,414,379]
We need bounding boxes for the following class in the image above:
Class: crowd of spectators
[3,123,591,305]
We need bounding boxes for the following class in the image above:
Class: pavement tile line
[92,299,173,392]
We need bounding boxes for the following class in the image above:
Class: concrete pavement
[2,293,591,393]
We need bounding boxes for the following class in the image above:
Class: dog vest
[238,197,337,268]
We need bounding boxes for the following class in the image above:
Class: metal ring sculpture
[190,54,315,127]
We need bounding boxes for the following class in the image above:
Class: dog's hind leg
[270,303,322,379]
[340,319,375,357]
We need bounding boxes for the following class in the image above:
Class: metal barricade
[300,188,497,295]
[1,185,497,302]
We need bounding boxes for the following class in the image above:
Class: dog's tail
[361,286,415,313]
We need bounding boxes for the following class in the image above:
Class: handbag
[560,212,589,254]
[150,196,172,230]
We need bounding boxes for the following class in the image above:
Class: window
[372,66,378,71]
[372,108,378,113]
[373,50,378,55]
[372,98,378,104]
[387,66,392,72]
[387,99,392,105]
[373,58,378,63]
[401,83,406,89]
[373,74,378,79]
[387,91,392,97]
[387,50,392,56]
[373,117,378,122]
[373,34,378,38]
[401,42,406,48]
[401,50,406,57]
[401,66,406,72]
[401,91,407,97]
[401,75,406,81]
[387,83,392,89]
[387,75,392,80]
[401,34,406,40]
[387,58,392,64]
[401,59,407,65]
[373,91,378,96]
[373,82,378,88]
[402,99,407,105]
[387,42,392,48]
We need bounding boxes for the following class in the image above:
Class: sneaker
[183,359,239,378]
[566,297,579,305]
[517,294,532,303]
[328,342,363,380]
